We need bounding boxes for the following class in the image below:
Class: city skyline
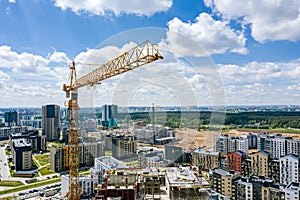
[0,0,300,107]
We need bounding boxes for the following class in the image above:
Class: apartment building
[285,182,300,200]
[12,138,32,171]
[166,166,209,199]
[50,141,104,172]
[226,150,247,175]
[279,154,300,185]
[192,148,219,172]
[112,135,137,160]
[249,151,270,178]
[209,168,240,199]
[214,134,248,155]
[91,156,128,185]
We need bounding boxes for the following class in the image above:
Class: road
[0,182,61,199]
[0,145,11,180]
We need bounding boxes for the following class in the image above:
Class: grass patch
[5,150,11,156]
[34,154,50,166]
[0,180,24,187]
[0,177,61,196]
[40,165,55,176]
[0,196,15,200]
[237,128,300,134]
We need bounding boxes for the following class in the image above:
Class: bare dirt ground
[174,128,300,151]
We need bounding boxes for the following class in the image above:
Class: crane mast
[63,40,163,200]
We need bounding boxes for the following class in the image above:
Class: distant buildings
[42,104,60,141]
[4,111,20,127]
[214,134,249,155]
[102,104,118,128]
[133,124,175,144]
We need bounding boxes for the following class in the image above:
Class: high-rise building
[287,139,300,157]
[226,150,247,175]
[42,104,60,141]
[102,104,118,127]
[4,111,20,127]
[112,135,136,160]
[249,151,270,178]
[12,138,32,171]
[50,141,104,172]
[279,154,300,185]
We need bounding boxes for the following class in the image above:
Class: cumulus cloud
[218,61,284,83]
[166,13,247,56]
[54,0,172,17]
[287,83,300,91]
[204,0,300,42]
[0,45,70,107]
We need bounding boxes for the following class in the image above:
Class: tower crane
[63,40,163,200]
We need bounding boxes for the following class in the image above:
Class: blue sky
[0,0,300,107]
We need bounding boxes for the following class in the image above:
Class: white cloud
[0,45,70,107]
[204,0,300,42]
[0,71,10,82]
[218,61,283,83]
[8,0,16,3]
[49,51,71,63]
[287,83,300,91]
[54,0,172,17]
[166,13,247,56]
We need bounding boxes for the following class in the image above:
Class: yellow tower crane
[63,40,163,200]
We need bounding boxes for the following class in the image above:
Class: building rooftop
[210,168,239,177]
[13,138,31,148]
[166,167,209,188]
[193,148,219,156]
[95,156,128,170]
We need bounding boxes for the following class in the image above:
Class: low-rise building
[91,156,128,186]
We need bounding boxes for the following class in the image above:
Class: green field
[0,180,23,187]
[40,165,55,176]
[0,177,61,196]
[34,154,50,167]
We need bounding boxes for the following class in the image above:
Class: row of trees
[118,111,300,129]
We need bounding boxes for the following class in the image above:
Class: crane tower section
[63,40,163,200]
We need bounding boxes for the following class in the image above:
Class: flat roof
[13,138,31,148]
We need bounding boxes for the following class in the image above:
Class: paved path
[0,146,11,180]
